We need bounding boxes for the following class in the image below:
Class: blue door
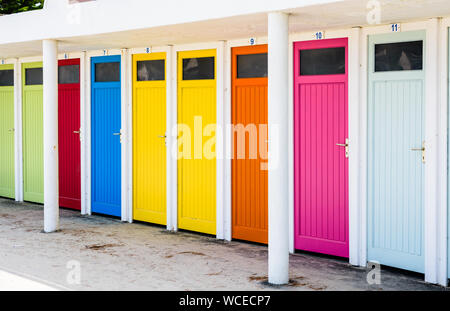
[368,31,425,273]
[91,55,121,217]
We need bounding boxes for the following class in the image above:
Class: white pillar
[43,39,59,233]
[268,12,289,285]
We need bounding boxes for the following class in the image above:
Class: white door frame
[361,19,446,285]
[172,41,225,239]
[0,57,22,202]
[57,52,85,215]
[127,45,174,229]
[17,56,43,204]
[288,28,361,264]
[84,49,123,217]
[224,37,268,242]
[439,17,450,286]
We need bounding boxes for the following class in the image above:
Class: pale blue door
[368,31,425,273]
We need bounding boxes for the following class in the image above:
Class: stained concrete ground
[0,199,446,291]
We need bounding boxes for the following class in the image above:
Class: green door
[0,64,15,199]
[22,62,44,203]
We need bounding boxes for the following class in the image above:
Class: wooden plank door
[133,52,167,225]
[294,38,349,257]
[0,64,15,199]
[177,49,216,235]
[231,45,268,244]
[368,31,425,273]
[22,62,44,204]
[58,58,81,210]
[91,55,122,217]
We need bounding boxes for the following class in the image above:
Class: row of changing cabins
[0,20,449,283]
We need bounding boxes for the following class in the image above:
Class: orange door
[232,45,268,244]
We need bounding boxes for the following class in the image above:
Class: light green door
[0,64,15,199]
[22,62,44,204]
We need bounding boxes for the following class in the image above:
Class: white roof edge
[0,0,341,45]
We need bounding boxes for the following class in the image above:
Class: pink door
[294,38,349,258]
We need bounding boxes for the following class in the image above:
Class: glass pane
[137,60,165,81]
[182,57,214,80]
[95,62,120,82]
[0,70,13,86]
[58,65,80,84]
[25,67,43,85]
[237,53,268,78]
[375,41,423,72]
[300,47,346,76]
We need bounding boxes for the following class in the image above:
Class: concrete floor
[0,199,446,291]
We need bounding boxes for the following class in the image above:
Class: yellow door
[133,53,167,225]
[178,49,216,235]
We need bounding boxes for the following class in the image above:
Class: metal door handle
[73,130,80,134]
[8,128,14,133]
[158,135,167,138]
[411,141,426,163]
[113,133,122,136]
[336,138,349,158]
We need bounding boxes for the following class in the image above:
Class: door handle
[158,135,168,147]
[411,141,425,163]
[113,133,122,136]
[73,130,80,134]
[336,138,349,158]
[8,128,14,133]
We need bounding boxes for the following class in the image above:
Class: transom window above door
[137,60,165,81]
[237,53,268,78]
[25,68,43,85]
[0,70,13,86]
[375,41,423,72]
[182,57,215,80]
[300,47,345,76]
[95,62,120,82]
[59,65,80,84]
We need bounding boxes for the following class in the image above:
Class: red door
[294,39,349,257]
[58,59,81,210]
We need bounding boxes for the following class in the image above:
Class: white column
[43,39,59,233]
[268,12,289,285]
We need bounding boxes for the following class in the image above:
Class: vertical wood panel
[58,59,81,210]
[231,45,268,244]
[133,53,167,225]
[177,49,217,235]
[367,32,425,274]
[294,39,349,258]
[22,62,44,204]
[91,56,122,217]
[0,67,15,198]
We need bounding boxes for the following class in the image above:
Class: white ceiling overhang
[0,0,449,58]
